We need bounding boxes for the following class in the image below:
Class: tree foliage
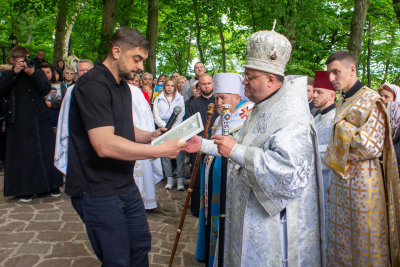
[0,0,399,88]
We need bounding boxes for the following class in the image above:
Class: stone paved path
[0,178,204,266]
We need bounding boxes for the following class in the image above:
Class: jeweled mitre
[243,26,292,77]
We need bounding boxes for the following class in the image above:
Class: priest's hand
[212,135,237,158]
[151,127,167,141]
[181,135,202,153]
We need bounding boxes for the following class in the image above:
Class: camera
[23,58,35,68]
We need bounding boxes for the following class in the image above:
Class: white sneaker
[165,177,175,190]
[177,178,185,191]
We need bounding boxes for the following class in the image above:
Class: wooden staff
[169,103,215,267]
[218,104,232,267]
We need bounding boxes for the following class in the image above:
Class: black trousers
[71,185,151,267]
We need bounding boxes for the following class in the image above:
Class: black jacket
[0,69,51,124]
[32,57,48,70]
[393,127,400,173]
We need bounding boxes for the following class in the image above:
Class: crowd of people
[1,25,400,267]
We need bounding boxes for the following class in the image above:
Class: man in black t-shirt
[66,28,186,266]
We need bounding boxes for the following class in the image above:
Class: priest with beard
[186,73,218,216]
[312,70,336,244]
[192,73,254,266]
[184,26,325,266]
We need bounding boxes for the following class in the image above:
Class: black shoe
[185,172,192,179]
[20,195,36,202]
[51,188,61,197]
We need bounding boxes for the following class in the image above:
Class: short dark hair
[11,47,29,59]
[194,62,204,70]
[325,50,356,69]
[51,88,57,92]
[108,27,151,55]
[37,49,44,53]
[307,77,314,86]
[41,62,55,82]
[40,62,52,69]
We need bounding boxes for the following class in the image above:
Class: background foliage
[0,0,398,89]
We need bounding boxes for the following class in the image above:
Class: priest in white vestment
[128,84,163,209]
[184,25,326,266]
[312,70,336,244]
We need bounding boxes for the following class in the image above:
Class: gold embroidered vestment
[323,87,400,266]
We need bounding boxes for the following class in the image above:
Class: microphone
[164,106,182,132]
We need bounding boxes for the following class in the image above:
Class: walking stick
[218,104,232,267]
[169,103,215,267]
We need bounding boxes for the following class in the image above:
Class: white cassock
[314,105,335,244]
[54,84,75,175]
[128,84,163,209]
[200,77,326,267]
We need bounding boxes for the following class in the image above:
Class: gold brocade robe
[323,86,400,266]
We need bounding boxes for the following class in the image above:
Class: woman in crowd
[158,74,166,85]
[41,62,67,129]
[132,74,142,88]
[379,84,399,104]
[176,76,187,95]
[63,66,76,88]
[54,68,63,82]
[153,77,185,190]
[56,59,65,72]
[379,84,400,174]
[142,83,153,102]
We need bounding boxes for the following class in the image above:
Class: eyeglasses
[242,74,267,81]
[65,72,74,75]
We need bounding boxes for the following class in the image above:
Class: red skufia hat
[314,70,335,91]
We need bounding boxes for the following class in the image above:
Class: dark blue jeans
[71,185,151,267]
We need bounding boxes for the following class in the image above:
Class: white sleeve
[152,97,166,128]
[200,139,221,157]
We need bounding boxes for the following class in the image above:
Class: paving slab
[0,164,204,266]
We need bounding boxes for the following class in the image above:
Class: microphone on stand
[163,106,182,133]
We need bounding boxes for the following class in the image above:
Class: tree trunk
[367,21,371,88]
[52,0,68,65]
[185,29,192,76]
[381,30,395,85]
[347,0,370,66]
[63,0,84,59]
[26,14,35,44]
[217,20,226,73]
[193,0,205,63]
[119,0,135,27]
[381,59,390,85]
[98,0,118,60]
[145,0,159,77]
[393,72,400,85]
[250,6,256,33]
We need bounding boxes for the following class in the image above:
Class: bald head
[198,73,214,97]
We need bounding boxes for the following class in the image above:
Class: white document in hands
[151,112,204,145]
